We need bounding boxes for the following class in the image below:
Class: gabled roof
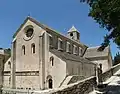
[83,46,109,58]
[13,16,51,38]
[13,16,87,48]
[68,26,79,33]
[13,16,69,38]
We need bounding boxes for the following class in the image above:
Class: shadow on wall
[105,85,120,94]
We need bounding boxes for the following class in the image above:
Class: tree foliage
[80,0,120,48]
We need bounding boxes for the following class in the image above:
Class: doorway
[48,79,53,89]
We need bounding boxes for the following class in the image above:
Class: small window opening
[50,56,54,66]
[31,43,35,54]
[79,47,82,56]
[66,42,71,53]
[22,45,25,55]
[70,33,73,36]
[73,45,77,55]
[8,61,11,69]
[49,36,53,48]
[58,38,63,51]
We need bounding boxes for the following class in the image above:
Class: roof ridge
[87,46,100,49]
[68,25,79,33]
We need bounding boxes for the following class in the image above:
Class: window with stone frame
[22,45,25,55]
[8,61,11,69]
[73,45,77,55]
[79,47,82,56]
[66,42,71,53]
[31,43,35,54]
[58,38,63,51]
[49,35,53,49]
[50,56,54,66]
[75,46,78,54]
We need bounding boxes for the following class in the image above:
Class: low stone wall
[51,76,96,94]
[67,75,85,85]
[112,63,120,74]
[102,69,112,82]
[102,63,120,82]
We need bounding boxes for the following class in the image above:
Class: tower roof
[68,26,79,33]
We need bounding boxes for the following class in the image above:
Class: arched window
[49,35,53,49]
[58,38,63,51]
[48,79,53,89]
[8,61,11,69]
[31,43,35,54]
[73,45,77,55]
[66,42,71,53]
[22,45,25,55]
[50,56,54,66]
[79,47,82,56]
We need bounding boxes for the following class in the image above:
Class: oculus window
[26,28,34,38]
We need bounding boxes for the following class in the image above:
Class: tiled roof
[50,49,96,65]
[83,46,109,58]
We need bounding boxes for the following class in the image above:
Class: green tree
[80,0,120,49]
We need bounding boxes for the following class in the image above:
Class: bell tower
[67,26,80,42]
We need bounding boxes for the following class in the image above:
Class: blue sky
[0,0,119,57]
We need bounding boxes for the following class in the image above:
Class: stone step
[89,90,106,94]
[95,90,106,94]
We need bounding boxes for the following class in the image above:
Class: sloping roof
[50,49,96,65]
[68,26,79,33]
[13,16,87,48]
[83,46,109,58]
[13,16,50,38]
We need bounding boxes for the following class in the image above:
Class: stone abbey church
[0,17,112,90]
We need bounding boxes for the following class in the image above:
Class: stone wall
[102,63,120,82]
[51,76,96,94]
[2,76,96,94]
[67,75,85,85]
[102,69,112,82]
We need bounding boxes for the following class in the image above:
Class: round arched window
[70,33,73,36]
[50,56,54,66]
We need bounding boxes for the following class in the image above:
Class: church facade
[2,17,112,90]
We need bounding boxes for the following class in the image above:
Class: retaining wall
[102,63,120,82]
